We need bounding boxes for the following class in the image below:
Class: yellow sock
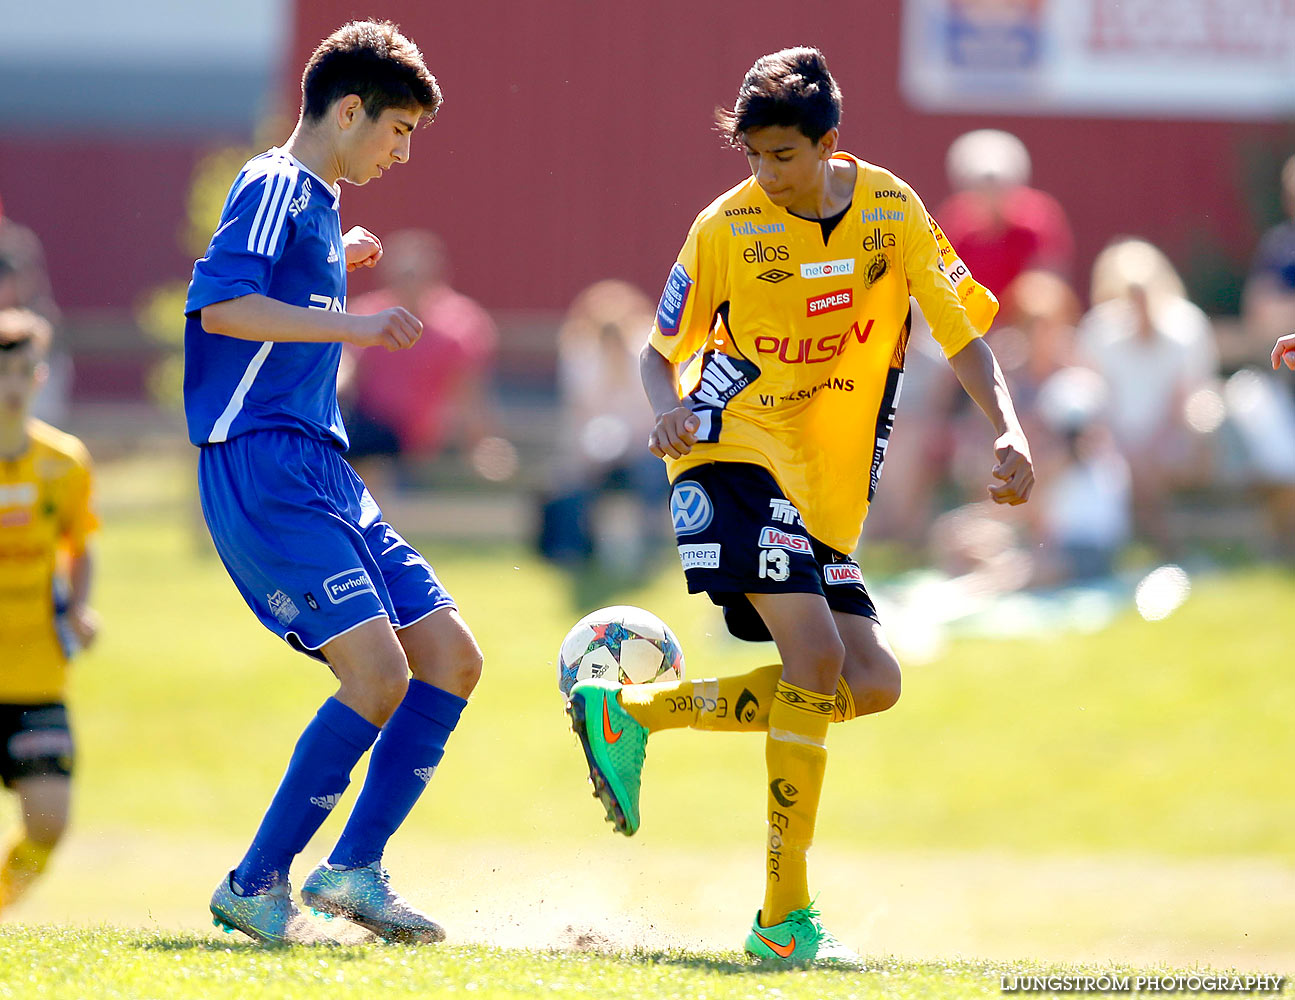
[619,666,857,732]
[762,679,832,926]
[0,834,54,912]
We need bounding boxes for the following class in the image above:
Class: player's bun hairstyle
[716,47,842,145]
[301,20,442,124]
[0,308,52,354]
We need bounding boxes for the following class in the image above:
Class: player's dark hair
[301,20,442,124]
[716,47,842,145]
[0,308,51,354]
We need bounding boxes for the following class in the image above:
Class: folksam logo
[324,568,377,604]
[671,481,714,536]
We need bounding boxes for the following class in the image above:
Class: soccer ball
[557,605,685,698]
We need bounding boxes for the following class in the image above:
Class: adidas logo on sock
[310,793,343,811]
[413,766,436,784]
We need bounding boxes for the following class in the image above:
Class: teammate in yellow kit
[566,48,1033,964]
[0,308,98,914]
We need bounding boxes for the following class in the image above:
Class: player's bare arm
[201,294,422,352]
[342,226,383,272]
[640,343,699,459]
[1272,333,1295,370]
[67,548,99,649]
[946,337,1035,505]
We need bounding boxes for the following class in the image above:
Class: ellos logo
[807,289,853,317]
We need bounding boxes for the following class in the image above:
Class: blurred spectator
[1075,238,1217,552]
[992,269,1082,426]
[538,280,668,571]
[342,230,505,494]
[0,195,57,322]
[935,129,1075,297]
[1030,367,1132,583]
[1243,155,1295,353]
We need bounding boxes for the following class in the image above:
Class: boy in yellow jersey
[0,308,98,914]
[566,48,1034,965]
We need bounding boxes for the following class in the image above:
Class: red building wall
[0,1,1289,335]
[294,0,1293,312]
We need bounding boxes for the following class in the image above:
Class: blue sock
[233,698,378,895]
[328,680,467,869]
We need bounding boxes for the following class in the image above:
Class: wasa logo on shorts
[800,258,855,280]
[324,568,377,604]
[824,563,863,585]
[267,589,300,625]
[759,527,812,553]
[678,542,721,570]
[807,288,853,317]
[671,482,713,535]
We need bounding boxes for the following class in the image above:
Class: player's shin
[761,680,831,926]
[328,680,467,868]
[233,698,379,895]
[618,664,856,732]
[0,834,54,910]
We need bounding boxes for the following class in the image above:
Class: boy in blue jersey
[184,21,483,945]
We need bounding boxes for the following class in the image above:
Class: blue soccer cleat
[209,870,299,945]
[301,860,445,944]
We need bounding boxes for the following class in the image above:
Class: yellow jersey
[0,419,97,702]
[648,152,997,553]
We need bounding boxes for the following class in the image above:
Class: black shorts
[0,703,74,787]
[669,462,878,642]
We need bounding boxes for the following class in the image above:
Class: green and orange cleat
[744,905,863,967]
[566,678,648,836]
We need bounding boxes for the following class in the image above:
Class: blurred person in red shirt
[936,129,1074,297]
[342,230,501,493]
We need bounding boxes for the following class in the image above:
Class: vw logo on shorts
[670,481,713,536]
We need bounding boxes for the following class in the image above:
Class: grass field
[1,454,1292,997]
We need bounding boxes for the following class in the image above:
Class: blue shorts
[198,430,455,661]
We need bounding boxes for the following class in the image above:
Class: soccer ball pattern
[557,605,685,698]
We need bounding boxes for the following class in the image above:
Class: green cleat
[566,678,648,836]
[744,905,863,967]
[209,871,299,945]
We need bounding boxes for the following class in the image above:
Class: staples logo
[324,568,377,604]
[824,563,863,585]
[759,527,812,553]
[800,258,855,280]
[807,289,853,317]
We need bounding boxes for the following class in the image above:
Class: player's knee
[784,632,846,692]
[441,632,483,698]
[340,655,409,723]
[847,651,902,716]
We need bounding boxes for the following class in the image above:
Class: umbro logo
[310,793,343,811]
[326,243,340,264]
[413,766,436,784]
[757,268,793,283]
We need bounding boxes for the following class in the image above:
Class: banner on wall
[901,0,1295,119]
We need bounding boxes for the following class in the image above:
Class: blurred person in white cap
[936,129,1074,297]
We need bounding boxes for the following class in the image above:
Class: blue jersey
[183,148,349,448]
